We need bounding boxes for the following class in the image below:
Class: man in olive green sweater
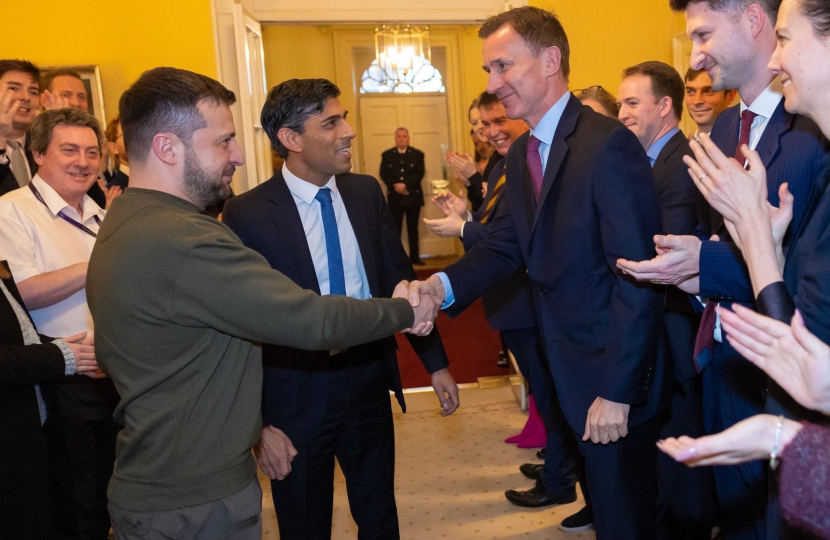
[86,67,436,539]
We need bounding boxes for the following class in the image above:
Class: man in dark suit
[619,1,830,539]
[0,59,40,197]
[223,78,459,540]
[425,91,581,518]
[618,61,718,540]
[407,8,666,539]
[380,128,426,265]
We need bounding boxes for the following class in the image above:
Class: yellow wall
[262,26,337,86]
[2,0,217,124]
[531,0,687,95]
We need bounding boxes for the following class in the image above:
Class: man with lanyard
[0,107,119,540]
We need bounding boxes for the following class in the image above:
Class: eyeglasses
[574,85,605,96]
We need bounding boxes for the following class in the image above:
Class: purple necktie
[527,135,544,200]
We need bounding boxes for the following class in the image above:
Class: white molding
[248,0,526,24]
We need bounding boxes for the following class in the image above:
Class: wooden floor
[258,384,594,540]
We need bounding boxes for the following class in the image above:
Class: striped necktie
[9,140,31,187]
[480,165,507,224]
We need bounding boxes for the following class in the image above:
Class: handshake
[392,274,447,336]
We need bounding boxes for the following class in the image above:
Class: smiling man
[0,59,41,195]
[616,2,830,539]
[406,7,666,539]
[88,69,435,539]
[223,78,458,540]
[684,68,736,138]
[0,107,119,539]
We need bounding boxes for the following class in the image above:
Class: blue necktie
[315,188,346,296]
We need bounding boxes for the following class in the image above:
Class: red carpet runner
[396,268,507,388]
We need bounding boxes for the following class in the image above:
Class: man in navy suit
[424,91,582,520]
[407,7,667,539]
[618,61,718,540]
[618,1,829,539]
[223,78,459,540]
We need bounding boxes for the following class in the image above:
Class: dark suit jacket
[461,158,536,331]
[222,171,448,445]
[698,101,829,304]
[0,261,66,495]
[465,152,502,212]
[0,136,37,197]
[380,146,425,207]
[652,131,701,381]
[443,95,667,431]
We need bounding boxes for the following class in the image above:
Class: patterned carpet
[258,385,594,539]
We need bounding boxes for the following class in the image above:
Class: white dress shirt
[282,164,370,300]
[713,79,784,342]
[0,175,104,337]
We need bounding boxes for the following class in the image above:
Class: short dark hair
[0,59,40,85]
[40,69,83,92]
[30,108,103,155]
[478,6,571,80]
[684,67,707,83]
[622,61,686,121]
[669,0,782,22]
[477,91,502,111]
[260,78,341,159]
[119,67,236,163]
[575,85,619,117]
[800,0,830,37]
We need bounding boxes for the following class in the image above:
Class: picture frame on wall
[41,65,106,127]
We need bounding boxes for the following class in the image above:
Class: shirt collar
[647,127,681,164]
[740,79,784,119]
[529,91,572,146]
[282,163,338,205]
[31,174,104,221]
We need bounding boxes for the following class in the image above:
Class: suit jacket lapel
[267,173,322,294]
[337,175,380,297]
[755,100,791,174]
[533,95,579,230]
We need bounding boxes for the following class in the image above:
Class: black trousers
[657,312,719,540]
[502,327,577,493]
[270,357,399,540]
[42,377,120,540]
[389,205,421,261]
[572,416,661,540]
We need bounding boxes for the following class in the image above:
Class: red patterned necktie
[733,109,759,166]
[693,109,760,373]
[527,135,544,200]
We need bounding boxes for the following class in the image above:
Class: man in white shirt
[618,1,829,539]
[0,59,40,196]
[0,107,119,540]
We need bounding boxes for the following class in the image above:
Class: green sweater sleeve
[171,232,415,351]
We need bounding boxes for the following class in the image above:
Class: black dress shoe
[536,448,545,460]
[504,481,576,508]
[559,506,594,533]
[411,258,426,266]
[519,463,543,480]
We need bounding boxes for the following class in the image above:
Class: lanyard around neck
[28,182,101,238]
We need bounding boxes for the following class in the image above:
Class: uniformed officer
[380,127,425,265]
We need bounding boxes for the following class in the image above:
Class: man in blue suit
[618,1,829,539]
[223,79,459,540]
[408,7,667,539]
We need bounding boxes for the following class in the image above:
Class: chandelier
[361,24,444,94]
